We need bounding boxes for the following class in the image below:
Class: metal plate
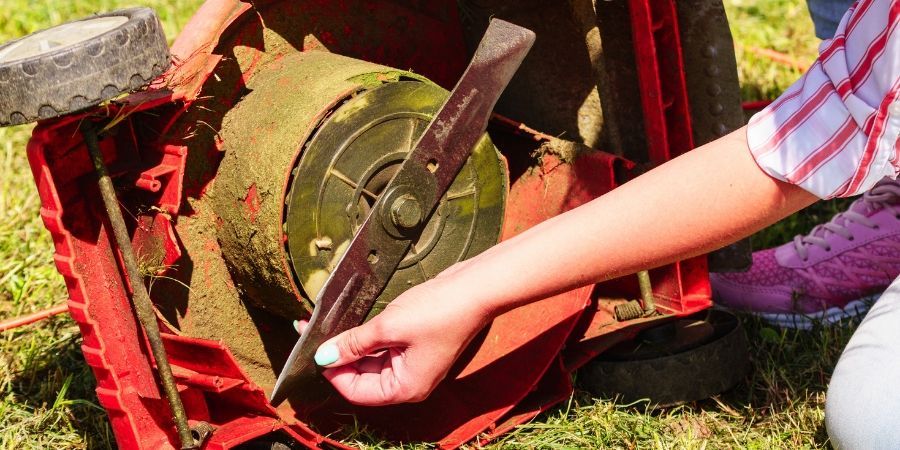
[284,80,507,319]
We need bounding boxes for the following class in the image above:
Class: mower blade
[270,19,534,407]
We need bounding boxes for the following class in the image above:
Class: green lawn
[0,1,854,448]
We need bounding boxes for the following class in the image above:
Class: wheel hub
[0,17,128,63]
[285,80,507,318]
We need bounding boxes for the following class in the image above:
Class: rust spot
[243,183,262,223]
[203,239,219,254]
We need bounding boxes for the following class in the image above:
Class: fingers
[323,349,430,406]
[323,365,396,406]
[315,318,396,368]
[295,317,415,404]
[292,319,308,334]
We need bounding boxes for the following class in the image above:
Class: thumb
[314,319,393,368]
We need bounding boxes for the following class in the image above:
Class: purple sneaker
[711,179,900,329]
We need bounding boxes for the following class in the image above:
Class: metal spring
[615,300,644,322]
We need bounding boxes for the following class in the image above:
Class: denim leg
[806,0,856,39]
[825,275,900,449]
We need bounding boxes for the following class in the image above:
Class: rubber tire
[0,7,169,127]
[579,310,750,407]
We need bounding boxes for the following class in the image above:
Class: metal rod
[81,122,196,450]
[636,270,656,314]
[0,303,68,332]
[490,113,555,142]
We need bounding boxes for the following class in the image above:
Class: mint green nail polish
[315,343,339,366]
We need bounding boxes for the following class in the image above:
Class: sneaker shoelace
[793,182,900,261]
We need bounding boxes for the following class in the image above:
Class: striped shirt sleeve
[746,0,900,199]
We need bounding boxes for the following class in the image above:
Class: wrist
[430,252,517,321]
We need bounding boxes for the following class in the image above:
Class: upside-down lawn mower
[0,1,753,448]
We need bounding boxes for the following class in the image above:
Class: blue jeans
[826,275,900,449]
[806,0,856,38]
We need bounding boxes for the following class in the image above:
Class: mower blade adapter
[269,19,535,406]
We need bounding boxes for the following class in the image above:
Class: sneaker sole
[754,296,877,330]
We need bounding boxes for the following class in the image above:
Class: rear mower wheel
[0,7,169,127]
[579,309,750,407]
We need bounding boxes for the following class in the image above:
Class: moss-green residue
[154,201,291,394]
[346,70,430,88]
[535,138,595,165]
[212,51,404,318]
[333,71,434,123]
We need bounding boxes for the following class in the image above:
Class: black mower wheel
[0,7,169,127]
[579,309,750,407]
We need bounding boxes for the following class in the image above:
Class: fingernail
[292,320,301,333]
[314,343,339,366]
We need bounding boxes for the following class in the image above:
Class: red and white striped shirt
[747,0,900,199]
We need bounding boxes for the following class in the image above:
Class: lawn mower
[0,1,751,448]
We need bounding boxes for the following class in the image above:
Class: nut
[390,195,423,230]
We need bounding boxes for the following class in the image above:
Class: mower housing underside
[24,0,734,448]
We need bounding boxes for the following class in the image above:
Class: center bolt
[390,194,423,230]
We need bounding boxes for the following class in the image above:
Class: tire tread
[0,7,169,127]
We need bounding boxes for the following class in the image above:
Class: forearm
[448,127,818,315]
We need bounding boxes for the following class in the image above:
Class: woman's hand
[302,268,494,406]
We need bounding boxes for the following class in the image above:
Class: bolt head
[390,195,423,230]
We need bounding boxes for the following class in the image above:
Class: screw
[390,195,423,230]
[314,236,333,251]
